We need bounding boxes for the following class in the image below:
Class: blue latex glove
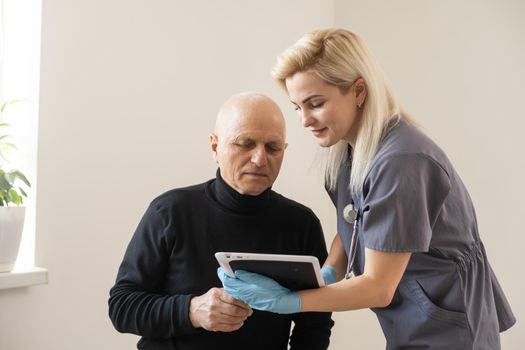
[217,267,301,314]
[321,265,337,285]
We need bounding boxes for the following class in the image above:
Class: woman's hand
[321,265,337,285]
[217,267,301,314]
[324,234,348,281]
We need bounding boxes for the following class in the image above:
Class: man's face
[211,101,287,196]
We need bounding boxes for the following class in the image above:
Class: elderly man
[108,92,334,349]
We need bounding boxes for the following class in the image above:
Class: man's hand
[189,287,253,332]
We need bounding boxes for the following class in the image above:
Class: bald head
[210,92,288,196]
[214,92,285,139]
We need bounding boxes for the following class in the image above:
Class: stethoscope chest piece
[343,203,357,224]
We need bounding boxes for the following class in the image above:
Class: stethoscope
[343,202,360,279]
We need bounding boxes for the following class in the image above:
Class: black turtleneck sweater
[108,171,334,350]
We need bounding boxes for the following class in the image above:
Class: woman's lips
[311,127,327,137]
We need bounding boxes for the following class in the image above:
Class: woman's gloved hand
[217,267,301,314]
[321,265,337,285]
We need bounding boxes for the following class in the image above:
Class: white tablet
[215,252,325,290]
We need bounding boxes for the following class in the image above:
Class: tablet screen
[216,252,324,290]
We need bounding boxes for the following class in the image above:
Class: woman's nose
[300,110,315,128]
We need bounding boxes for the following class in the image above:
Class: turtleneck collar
[208,169,272,214]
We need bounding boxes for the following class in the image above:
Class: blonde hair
[272,28,410,195]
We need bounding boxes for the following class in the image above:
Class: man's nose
[251,146,268,167]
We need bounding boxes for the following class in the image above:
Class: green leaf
[0,142,17,150]
[4,172,15,185]
[0,101,9,113]
[0,99,32,206]
[0,151,9,162]
[0,99,28,113]
[0,174,10,191]
[7,188,22,205]
[9,170,31,187]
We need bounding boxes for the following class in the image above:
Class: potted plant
[0,100,31,272]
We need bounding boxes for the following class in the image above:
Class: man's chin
[238,184,270,196]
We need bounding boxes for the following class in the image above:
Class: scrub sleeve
[361,153,450,252]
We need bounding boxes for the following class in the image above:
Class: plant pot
[0,206,26,272]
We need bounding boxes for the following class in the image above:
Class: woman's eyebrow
[302,94,323,104]
[290,94,324,105]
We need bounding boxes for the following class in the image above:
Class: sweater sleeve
[289,214,334,350]
[108,202,199,338]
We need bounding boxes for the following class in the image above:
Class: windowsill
[0,267,48,290]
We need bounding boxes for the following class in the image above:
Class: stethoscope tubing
[343,203,359,279]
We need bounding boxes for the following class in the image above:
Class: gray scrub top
[327,117,515,350]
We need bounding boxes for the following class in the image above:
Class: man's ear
[354,78,367,107]
[209,133,219,163]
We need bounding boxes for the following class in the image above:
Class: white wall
[334,0,525,348]
[0,1,335,349]
[1,0,523,349]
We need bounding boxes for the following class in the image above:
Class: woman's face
[285,70,365,147]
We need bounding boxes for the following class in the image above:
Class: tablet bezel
[215,252,325,288]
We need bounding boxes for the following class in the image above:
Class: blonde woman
[219,28,515,349]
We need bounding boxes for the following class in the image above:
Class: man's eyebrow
[232,135,284,145]
[266,140,284,146]
[231,135,252,142]
[232,135,260,144]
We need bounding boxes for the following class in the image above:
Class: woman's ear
[354,78,367,108]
